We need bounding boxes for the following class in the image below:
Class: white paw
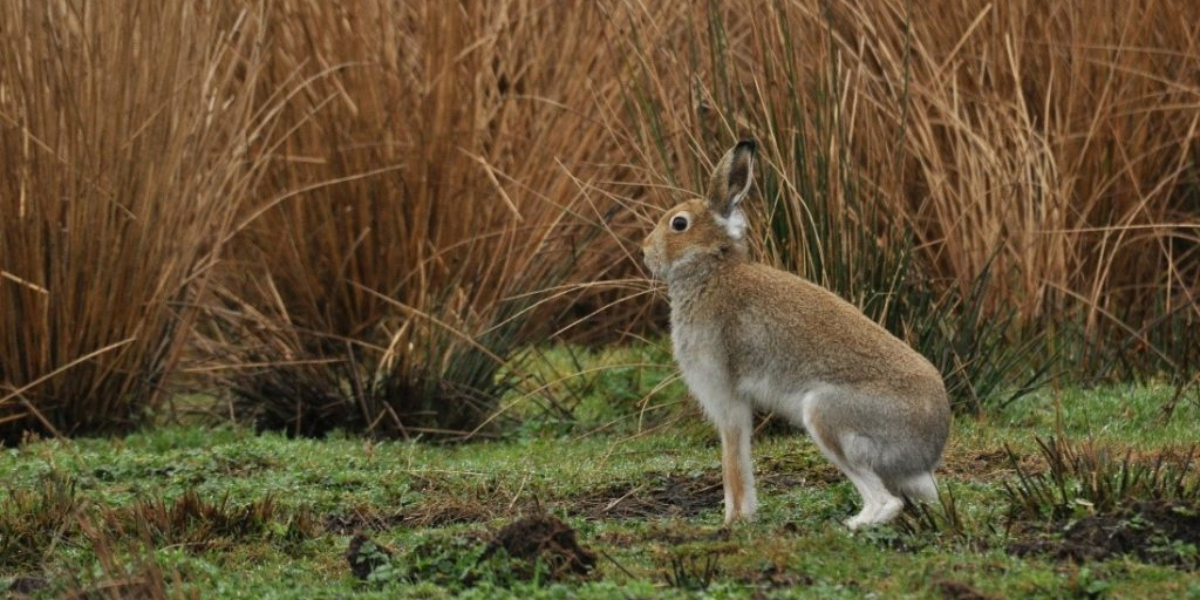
[741,494,758,520]
[723,503,757,525]
[873,498,904,524]
[844,513,871,530]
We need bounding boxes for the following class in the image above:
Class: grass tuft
[0,472,77,570]
[1003,436,1200,522]
[96,491,318,555]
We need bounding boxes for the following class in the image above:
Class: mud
[1008,500,1200,569]
[480,515,596,578]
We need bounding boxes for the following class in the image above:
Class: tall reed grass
[2,0,1196,439]
[0,1,270,442]
[601,0,1200,390]
[197,1,642,437]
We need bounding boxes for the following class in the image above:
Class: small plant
[894,485,972,548]
[1003,437,1200,522]
[663,551,722,591]
[0,472,77,569]
[1066,565,1113,600]
[1004,437,1200,568]
[67,519,198,600]
[346,533,397,582]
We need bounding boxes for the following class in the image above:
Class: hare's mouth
[641,249,663,280]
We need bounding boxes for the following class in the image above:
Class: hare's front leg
[717,404,757,524]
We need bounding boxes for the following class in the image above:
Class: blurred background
[2,0,1197,442]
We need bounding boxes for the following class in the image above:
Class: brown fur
[722,425,745,515]
[803,409,846,465]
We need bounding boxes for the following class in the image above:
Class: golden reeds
[0,0,270,440]
[2,0,1196,439]
[200,1,645,436]
[600,0,1200,374]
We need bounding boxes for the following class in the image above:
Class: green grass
[1,350,1199,599]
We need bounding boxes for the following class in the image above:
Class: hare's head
[642,140,757,281]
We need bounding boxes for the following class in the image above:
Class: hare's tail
[886,472,938,503]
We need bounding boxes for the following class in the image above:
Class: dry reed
[3,0,1197,438]
[599,0,1200,377]
[198,1,644,436]
[0,0,272,441]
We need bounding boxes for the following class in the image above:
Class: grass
[2,347,1199,599]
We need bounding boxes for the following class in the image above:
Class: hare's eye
[670,215,689,232]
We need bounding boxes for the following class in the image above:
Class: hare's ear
[706,140,756,218]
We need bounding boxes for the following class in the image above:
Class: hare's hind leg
[841,459,904,529]
[801,392,903,529]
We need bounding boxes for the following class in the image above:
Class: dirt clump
[1008,500,1200,569]
[480,515,596,578]
[345,533,395,581]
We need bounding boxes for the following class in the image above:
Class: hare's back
[726,262,942,390]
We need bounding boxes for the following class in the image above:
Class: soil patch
[324,508,407,534]
[940,448,1025,483]
[934,578,1001,600]
[480,515,596,578]
[644,522,731,545]
[571,460,839,521]
[1008,500,1200,569]
[758,454,842,487]
[572,472,724,519]
[6,576,49,597]
[746,563,813,589]
[406,496,500,527]
[325,496,503,534]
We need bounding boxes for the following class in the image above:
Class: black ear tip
[735,139,757,155]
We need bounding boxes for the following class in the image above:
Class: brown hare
[641,140,951,529]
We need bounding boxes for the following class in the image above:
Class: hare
[641,140,951,529]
